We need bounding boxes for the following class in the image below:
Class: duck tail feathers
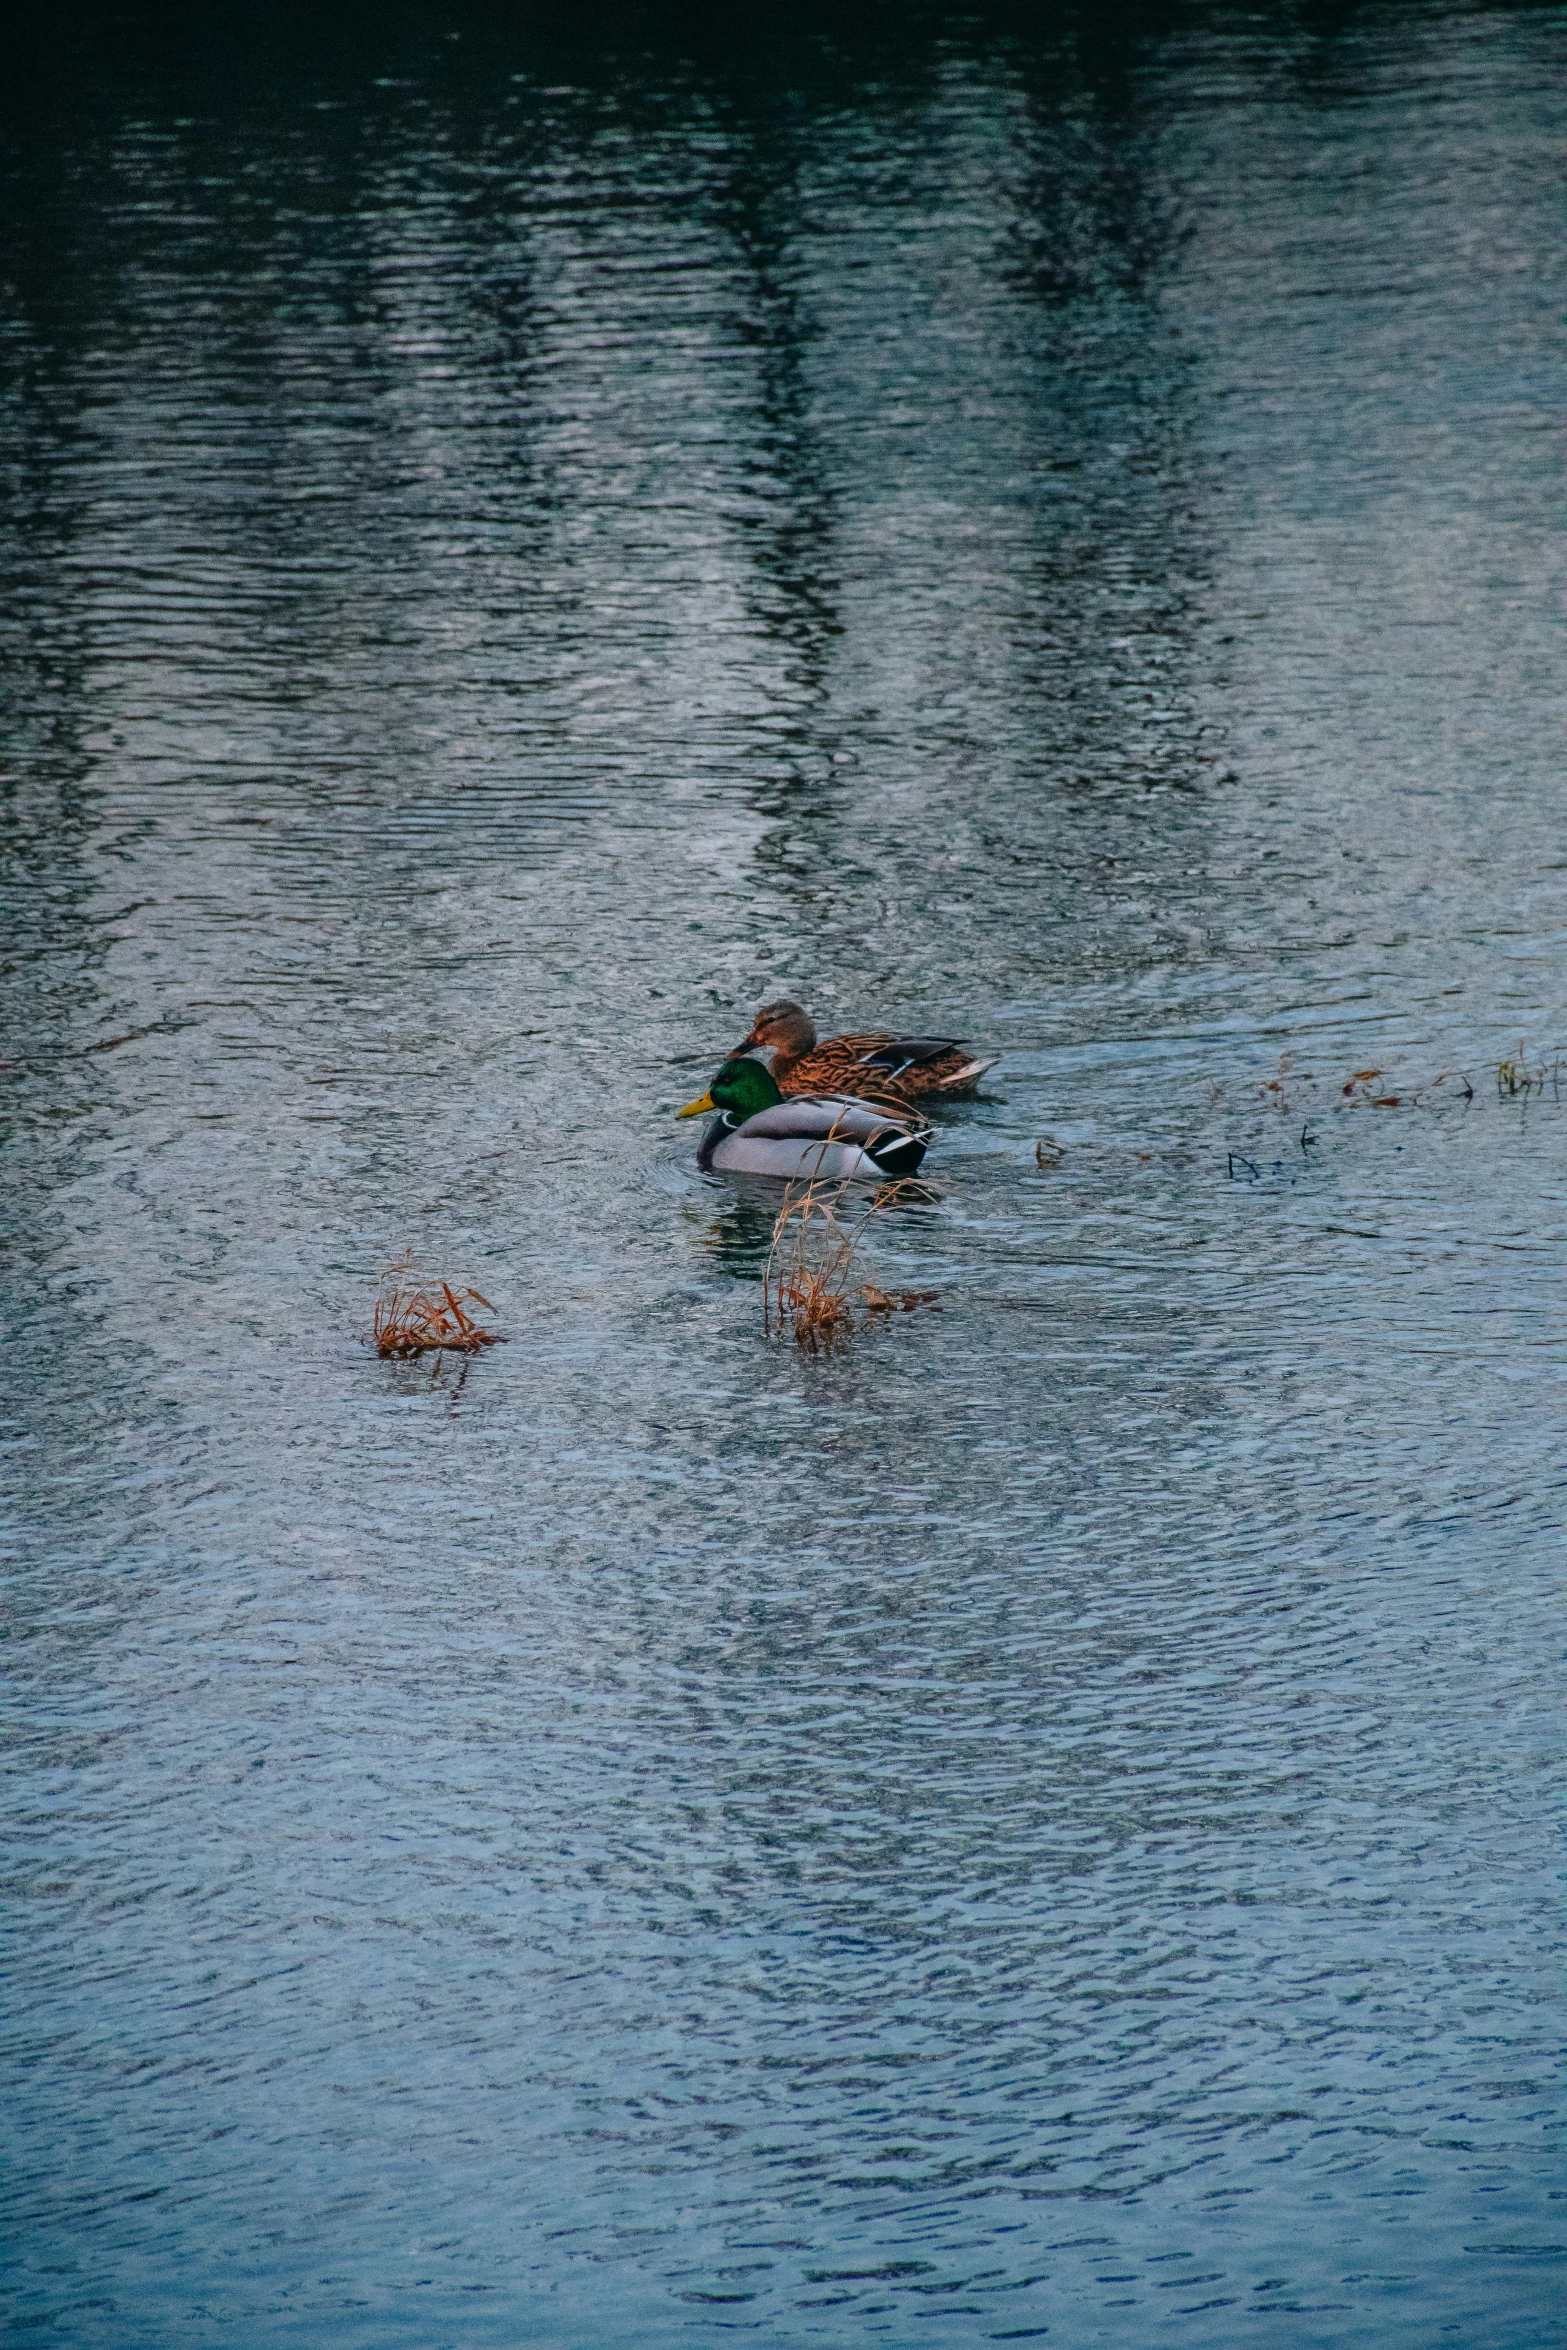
[933,1056,998,1094]
[866,1126,931,1177]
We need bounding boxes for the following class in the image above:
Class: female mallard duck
[678,1058,930,1181]
[734,1001,996,1103]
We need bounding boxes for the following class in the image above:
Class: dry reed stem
[373,1256,503,1358]
[762,1120,934,1352]
[764,1170,859,1353]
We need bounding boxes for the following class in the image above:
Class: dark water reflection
[3,4,1563,2344]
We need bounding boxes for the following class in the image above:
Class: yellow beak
[677,1089,715,1119]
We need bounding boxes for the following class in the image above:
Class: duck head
[678,1057,785,1124]
[733,1000,817,1061]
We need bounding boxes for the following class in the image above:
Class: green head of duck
[678,1057,782,1124]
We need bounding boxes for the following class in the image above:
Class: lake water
[3,4,1563,2343]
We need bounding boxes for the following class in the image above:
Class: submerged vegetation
[1495,1047,1559,1098]
[1225,1050,1564,1118]
[1209,1046,1559,1181]
[372,1256,504,1358]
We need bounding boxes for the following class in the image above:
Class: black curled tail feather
[866,1126,930,1177]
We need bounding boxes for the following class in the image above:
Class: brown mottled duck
[734,1001,996,1104]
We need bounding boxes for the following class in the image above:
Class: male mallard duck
[734,1000,996,1102]
[678,1058,930,1181]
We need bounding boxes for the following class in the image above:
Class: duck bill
[677,1090,715,1119]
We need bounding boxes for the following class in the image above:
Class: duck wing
[774,1031,993,1100]
[856,1033,963,1070]
[738,1093,925,1145]
[855,1037,997,1096]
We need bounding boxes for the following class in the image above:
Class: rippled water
[4,5,1564,2343]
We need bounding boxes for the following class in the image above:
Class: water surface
[3,4,1564,2343]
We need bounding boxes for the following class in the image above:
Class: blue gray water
[3,4,1563,2343]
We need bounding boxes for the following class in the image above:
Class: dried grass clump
[373,1257,503,1358]
[765,1178,858,1353]
[763,1173,935,1353]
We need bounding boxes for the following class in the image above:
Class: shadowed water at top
[2,3,1563,2345]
